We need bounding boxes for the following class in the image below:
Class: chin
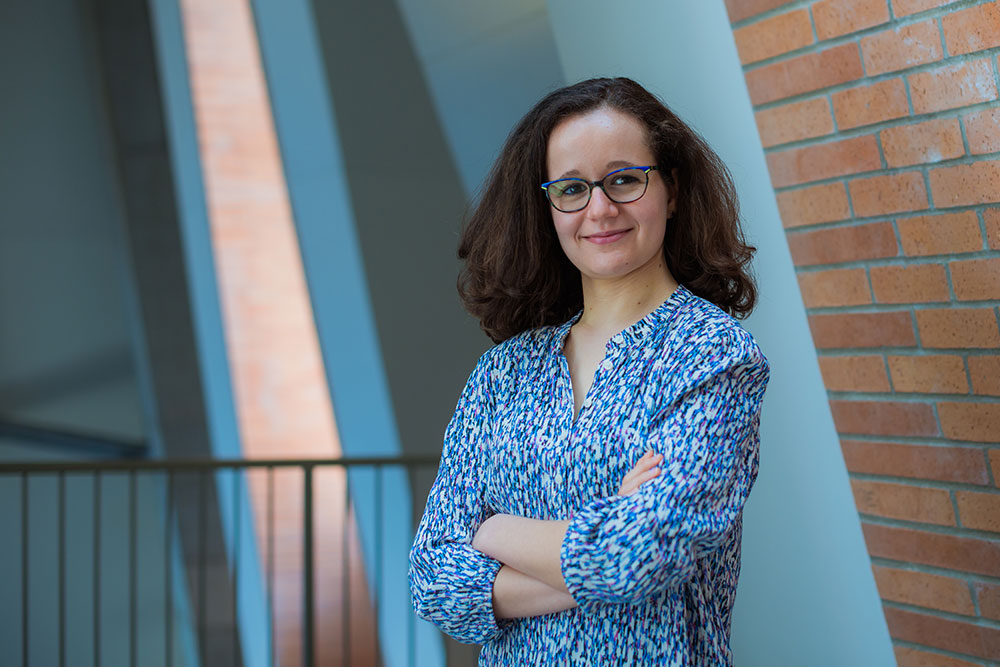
[579,262,637,280]
[575,250,664,282]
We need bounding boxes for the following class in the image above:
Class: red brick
[850,172,928,217]
[809,311,916,348]
[817,354,890,392]
[797,268,872,307]
[969,356,1000,396]
[939,401,1000,443]
[964,108,1000,155]
[992,449,1000,485]
[895,646,982,667]
[942,1,1000,56]
[841,439,990,484]
[897,212,983,256]
[852,479,955,524]
[888,354,968,393]
[786,222,897,266]
[976,581,1000,621]
[988,209,1000,249]
[956,490,1000,532]
[755,97,834,147]
[831,78,910,130]
[950,257,1000,301]
[734,9,814,64]
[930,161,1000,207]
[724,0,795,23]
[829,399,938,437]
[863,522,1000,576]
[871,264,949,304]
[813,0,890,40]
[745,43,864,105]
[891,0,960,18]
[884,607,1000,661]
[861,20,943,76]
[881,118,965,168]
[873,565,975,614]
[909,60,999,114]
[776,182,851,227]
[768,135,881,188]
[916,308,1000,348]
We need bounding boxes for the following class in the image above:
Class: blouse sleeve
[560,328,769,608]
[408,352,506,644]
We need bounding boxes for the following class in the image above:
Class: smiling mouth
[585,228,631,244]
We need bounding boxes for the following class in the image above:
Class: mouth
[584,228,632,244]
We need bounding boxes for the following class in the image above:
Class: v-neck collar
[550,283,690,355]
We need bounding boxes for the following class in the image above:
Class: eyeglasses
[540,165,659,213]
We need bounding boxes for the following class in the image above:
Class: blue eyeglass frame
[540,165,659,211]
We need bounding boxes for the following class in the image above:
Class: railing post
[343,468,351,666]
[303,463,314,667]
[58,471,65,667]
[267,466,275,667]
[21,472,28,667]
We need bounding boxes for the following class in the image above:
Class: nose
[586,185,619,218]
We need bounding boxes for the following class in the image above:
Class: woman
[409,77,769,665]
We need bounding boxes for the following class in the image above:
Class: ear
[667,167,680,218]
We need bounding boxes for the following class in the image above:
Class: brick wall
[726,0,1000,664]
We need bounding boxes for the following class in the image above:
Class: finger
[635,467,661,486]
[632,468,660,489]
[619,466,662,496]
[623,452,663,488]
[621,464,645,487]
[632,453,662,473]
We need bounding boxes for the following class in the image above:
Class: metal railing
[0,455,443,667]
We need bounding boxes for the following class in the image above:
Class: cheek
[552,215,579,245]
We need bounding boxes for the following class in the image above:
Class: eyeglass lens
[546,167,650,212]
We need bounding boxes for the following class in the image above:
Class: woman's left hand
[618,449,663,496]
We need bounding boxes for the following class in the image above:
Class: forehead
[546,107,652,177]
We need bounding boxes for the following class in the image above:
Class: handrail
[0,454,442,473]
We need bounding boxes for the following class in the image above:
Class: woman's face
[545,107,676,283]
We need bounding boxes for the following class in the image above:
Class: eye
[609,173,640,186]
[552,180,588,197]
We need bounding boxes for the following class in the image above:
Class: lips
[585,228,631,244]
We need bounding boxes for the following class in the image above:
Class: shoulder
[488,321,562,369]
[666,287,769,385]
[464,323,555,394]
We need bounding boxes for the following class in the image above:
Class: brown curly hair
[458,77,758,343]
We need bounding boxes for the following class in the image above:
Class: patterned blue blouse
[409,283,770,665]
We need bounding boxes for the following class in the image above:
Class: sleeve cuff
[559,494,627,609]
[465,551,507,643]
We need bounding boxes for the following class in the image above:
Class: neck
[576,256,679,335]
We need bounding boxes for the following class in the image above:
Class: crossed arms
[472,449,664,619]
[408,331,769,644]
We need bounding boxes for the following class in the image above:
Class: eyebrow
[555,160,642,180]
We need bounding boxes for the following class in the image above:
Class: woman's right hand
[617,449,663,496]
